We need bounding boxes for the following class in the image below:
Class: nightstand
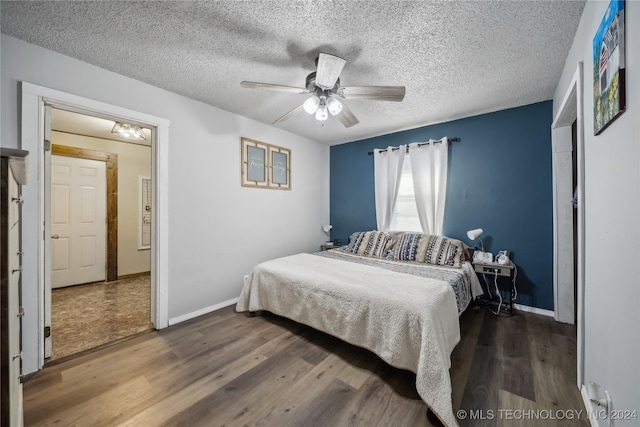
[321,244,343,251]
[473,261,516,315]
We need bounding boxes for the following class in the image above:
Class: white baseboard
[513,303,554,317]
[581,384,600,427]
[168,297,238,326]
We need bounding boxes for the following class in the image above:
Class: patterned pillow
[347,231,368,254]
[391,233,429,262]
[347,231,395,257]
[423,235,467,267]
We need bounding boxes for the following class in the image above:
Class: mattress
[236,250,481,426]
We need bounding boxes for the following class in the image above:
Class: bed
[236,231,483,427]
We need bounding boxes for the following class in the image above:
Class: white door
[51,155,107,288]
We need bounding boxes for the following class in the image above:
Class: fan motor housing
[306,72,340,95]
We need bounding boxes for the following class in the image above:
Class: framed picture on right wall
[593,0,626,135]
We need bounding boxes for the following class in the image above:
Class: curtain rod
[367,137,460,155]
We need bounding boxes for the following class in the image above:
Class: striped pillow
[346,231,394,257]
[390,233,467,266]
[391,233,429,262]
[424,235,467,267]
[347,231,367,254]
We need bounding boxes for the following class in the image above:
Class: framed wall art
[268,145,291,190]
[593,0,626,135]
[241,137,291,190]
[241,137,269,188]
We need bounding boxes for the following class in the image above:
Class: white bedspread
[236,253,462,426]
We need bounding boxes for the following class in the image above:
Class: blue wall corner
[330,101,554,310]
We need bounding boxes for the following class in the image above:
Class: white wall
[553,1,639,423]
[52,131,152,276]
[1,35,330,372]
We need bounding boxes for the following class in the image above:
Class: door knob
[51,234,60,239]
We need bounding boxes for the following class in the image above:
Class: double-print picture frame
[241,137,291,190]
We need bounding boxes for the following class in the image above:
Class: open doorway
[47,108,153,360]
[21,82,169,375]
[551,62,585,388]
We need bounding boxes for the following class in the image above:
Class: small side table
[321,244,343,251]
[473,261,516,315]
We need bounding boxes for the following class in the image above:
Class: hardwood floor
[23,305,588,426]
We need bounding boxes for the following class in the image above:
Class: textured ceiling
[1,1,585,145]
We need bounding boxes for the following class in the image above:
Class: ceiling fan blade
[315,53,346,90]
[338,86,406,102]
[335,103,359,128]
[241,81,309,94]
[272,104,306,125]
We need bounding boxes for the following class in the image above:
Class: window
[390,154,422,232]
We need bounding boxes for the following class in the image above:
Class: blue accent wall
[330,101,554,310]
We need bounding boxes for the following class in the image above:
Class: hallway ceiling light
[111,122,146,140]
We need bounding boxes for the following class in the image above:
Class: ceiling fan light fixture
[315,106,328,121]
[303,95,320,114]
[241,51,405,128]
[315,96,329,121]
[327,97,343,116]
[112,122,146,140]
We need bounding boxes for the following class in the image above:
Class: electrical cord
[481,272,503,315]
[493,269,502,315]
[512,263,518,301]
[495,250,516,308]
[494,251,519,309]
[483,263,519,315]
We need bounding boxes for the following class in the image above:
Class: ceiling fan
[240,53,406,128]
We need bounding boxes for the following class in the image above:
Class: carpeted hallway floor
[50,274,154,360]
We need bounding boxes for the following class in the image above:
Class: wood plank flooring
[23,305,589,426]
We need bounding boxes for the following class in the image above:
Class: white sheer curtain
[373,145,406,231]
[408,137,448,235]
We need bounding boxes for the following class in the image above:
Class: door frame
[20,82,170,374]
[551,62,585,387]
[52,145,119,282]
